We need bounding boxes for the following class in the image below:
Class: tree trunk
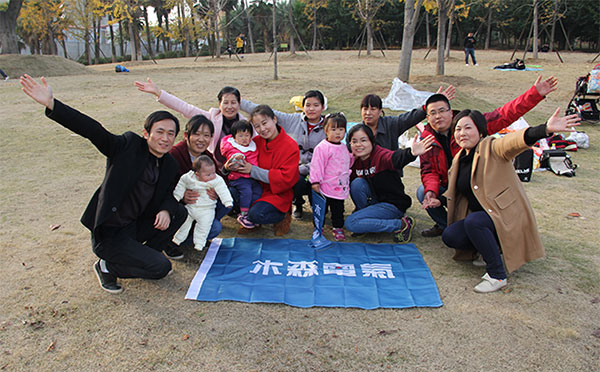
[312,4,317,50]
[533,0,538,58]
[85,24,92,64]
[444,0,455,60]
[0,0,23,54]
[214,1,221,58]
[436,0,449,75]
[288,0,296,54]
[118,20,125,57]
[425,11,430,48]
[398,0,424,82]
[273,0,278,80]
[485,7,492,49]
[550,0,557,51]
[165,14,171,51]
[108,15,117,62]
[244,0,255,53]
[94,16,100,64]
[128,20,136,61]
[366,21,373,55]
[143,6,154,58]
[61,39,68,58]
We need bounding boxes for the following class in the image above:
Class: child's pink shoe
[332,228,345,241]
[237,214,256,229]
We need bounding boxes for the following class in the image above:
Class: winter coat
[446,129,545,273]
[309,140,353,200]
[420,84,545,197]
[219,134,259,181]
[253,127,300,213]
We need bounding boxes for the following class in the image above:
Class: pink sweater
[309,140,353,200]
[219,134,259,181]
[157,90,249,154]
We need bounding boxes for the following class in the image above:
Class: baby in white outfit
[172,155,233,250]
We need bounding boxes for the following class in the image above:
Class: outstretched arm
[20,74,54,110]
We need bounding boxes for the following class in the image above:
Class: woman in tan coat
[441,108,579,293]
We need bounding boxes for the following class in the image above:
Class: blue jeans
[416,184,448,229]
[248,201,285,225]
[230,177,262,211]
[345,178,405,233]
[465,48,476,65]
[442,211,506,279]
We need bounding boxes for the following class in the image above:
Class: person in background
[464,32,477,66]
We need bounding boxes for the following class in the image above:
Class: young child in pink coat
[309,113,353,241]
[220,120,262,228]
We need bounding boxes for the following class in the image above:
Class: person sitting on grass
[344,124,434,243]
[442,108,579,293]
[172,155,233,251]
[308,113,353,241]
[240,90,327,220]
[219,120,262,229]
[227,105,299,236]
[417,75,558,239]
[20,74,187,294]
[166,114,233,260]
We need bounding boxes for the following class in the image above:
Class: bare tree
[354,0,387,56]
[273,0,278,79]
[436,0,451,75]
[444,0,455,60]
[0,0,24,54]
[397,0,424,82]
[532,0,538,58]
[244,0,255,53]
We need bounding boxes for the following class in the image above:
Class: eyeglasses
[427,107,450,117]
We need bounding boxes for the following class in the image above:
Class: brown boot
[274,211,292,236]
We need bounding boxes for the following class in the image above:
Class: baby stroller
[565,64,600,122]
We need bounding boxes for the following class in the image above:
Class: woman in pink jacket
[134,78,249,164]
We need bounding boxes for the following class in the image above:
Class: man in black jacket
[20,74,187,294]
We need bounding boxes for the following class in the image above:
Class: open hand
[546,107,580,135]
[134,77,160,97]
[534,75,558,97]
[437,85,456,101]
[411,134,435,156]
[20,74,54,110]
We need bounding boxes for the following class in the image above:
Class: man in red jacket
[418,76,558,237]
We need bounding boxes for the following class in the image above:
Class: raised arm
[135,77,210,119]
[21,74,54,110]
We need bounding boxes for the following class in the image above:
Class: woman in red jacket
[228,105,300,236]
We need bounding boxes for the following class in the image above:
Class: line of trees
[1,1,598,67]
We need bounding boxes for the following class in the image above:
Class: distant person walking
[236,34,245,54]
[0,68,8,81]
[464,32,477,66]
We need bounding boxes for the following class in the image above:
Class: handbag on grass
[539,149,577,177]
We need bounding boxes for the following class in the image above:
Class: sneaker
[3,76,8,81]
[164,244,184,260]
[393,216,415,243]
[474,273,507,293]
[332,228,345,241]
[274,211,292,236]
[93,261,123,294]
[472,254,486,267]
[421,224,444,237]
[237,214,256,229]
[292,206,303,219]
[475,63,479,66]
[465,64,469,66]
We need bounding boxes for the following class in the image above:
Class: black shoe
[292,206,303,219]
[421,224,444,237]
[93,261,123,294]
[164,244,184,260]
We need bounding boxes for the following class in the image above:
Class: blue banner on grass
[186,238,443,309]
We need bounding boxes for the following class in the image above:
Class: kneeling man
[20,75,187,293]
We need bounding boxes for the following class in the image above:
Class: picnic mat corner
[185,238,443,309]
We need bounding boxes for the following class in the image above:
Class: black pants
[326,197,345,228]
[92,205,187,279]
[442,211,506,279]
[293,175,312,207]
